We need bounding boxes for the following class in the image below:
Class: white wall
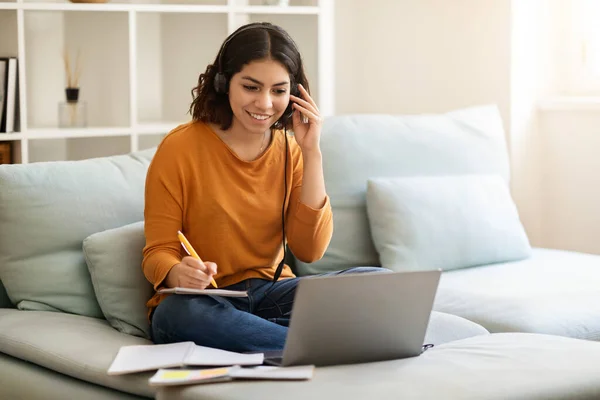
[539,109,600,254]
[508,0,563,246]
[334,0,511,129]
[510,0,600,255]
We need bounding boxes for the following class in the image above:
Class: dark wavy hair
[189,22,310,131]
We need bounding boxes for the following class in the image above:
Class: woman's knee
[151,295,228,345]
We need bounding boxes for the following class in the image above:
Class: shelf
[1,124,180,140]
[136,122,183,135]
[0,3,227,12]
[235,6,318,14]
[26,127,133,139]
[0,134,24,141]
[0,3,319,14]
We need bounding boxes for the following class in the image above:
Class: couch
[2,105,600,399]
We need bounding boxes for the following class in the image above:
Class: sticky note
[199,368,230,377]
[161,370,191,379]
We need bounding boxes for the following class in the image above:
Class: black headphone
[213,23,299,284]
[212,23,300,127]
[213,23,298,93]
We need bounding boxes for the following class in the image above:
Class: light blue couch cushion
[295,105,511,275]
[83,221,153,338]
[366,174,531,272]
[434,248,600,340]
[0,149,155,318]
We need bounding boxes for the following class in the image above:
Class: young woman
[142,22,385,353]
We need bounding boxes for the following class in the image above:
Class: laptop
[264,269,441,367]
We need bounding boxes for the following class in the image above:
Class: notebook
[157,287,248,297]
[148,365,315,386]
[107,342,263,375]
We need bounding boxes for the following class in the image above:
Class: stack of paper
[107,342,263,375]
[108,342,314,386]
[149,365,315,386]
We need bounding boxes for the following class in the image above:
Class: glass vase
[58,101,87,128]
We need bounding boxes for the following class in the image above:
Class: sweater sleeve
[285,147,333,263]
[142,139,185,290]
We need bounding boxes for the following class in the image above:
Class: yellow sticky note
[161,370,191,380]
[199,368,229,377]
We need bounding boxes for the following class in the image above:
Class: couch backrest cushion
[294,105,510,276]
[83,220,153,338]
[0,148,155,318]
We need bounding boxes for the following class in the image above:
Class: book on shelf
[0,142,12,165]
[0,59,5,131]
[149,365,315,387]
[0,57,20,134]
[107,341,264,375]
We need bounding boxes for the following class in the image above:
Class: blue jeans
[151,266,388,353]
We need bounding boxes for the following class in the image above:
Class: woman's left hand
[291,84,322,154]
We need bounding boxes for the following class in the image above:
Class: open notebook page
[185,345,264,366]
[108,342,192,375]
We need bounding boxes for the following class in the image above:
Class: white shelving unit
[0,0,334,163]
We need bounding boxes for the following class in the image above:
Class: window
[565,0,600,95]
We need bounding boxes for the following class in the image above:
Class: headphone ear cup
[213,72,227,93]
[284,86,301,122]
[284,100,294,121]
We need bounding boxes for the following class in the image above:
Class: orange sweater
[142,121,333,314]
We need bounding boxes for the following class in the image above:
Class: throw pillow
[83,221,153,338]
[366,174,532,272]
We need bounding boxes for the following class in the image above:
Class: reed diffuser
[59,48,87,128]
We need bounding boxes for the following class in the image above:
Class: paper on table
[149,367,234,386]
[107,342,263,375]
[108,342,191,375]
[148,365,315,386]
[230,365,315,380]
[185,345,264,366]
[157,287,248,297]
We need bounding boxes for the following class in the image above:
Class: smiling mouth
[247,111,272,121]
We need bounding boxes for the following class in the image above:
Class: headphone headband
[213,23,298,93]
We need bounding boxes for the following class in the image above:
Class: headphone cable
[272,126,288,283]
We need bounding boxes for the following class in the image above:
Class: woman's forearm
[299,149,327,209]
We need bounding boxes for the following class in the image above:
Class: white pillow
[366,175,532,272]
[83,221,153,338]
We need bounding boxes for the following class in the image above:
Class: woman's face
[228,59,291,135]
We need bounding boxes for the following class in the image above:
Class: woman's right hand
[164,256,218,289]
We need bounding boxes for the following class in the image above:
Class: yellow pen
[177,230,218,288]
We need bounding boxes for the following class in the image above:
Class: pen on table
[177,230,218,288]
